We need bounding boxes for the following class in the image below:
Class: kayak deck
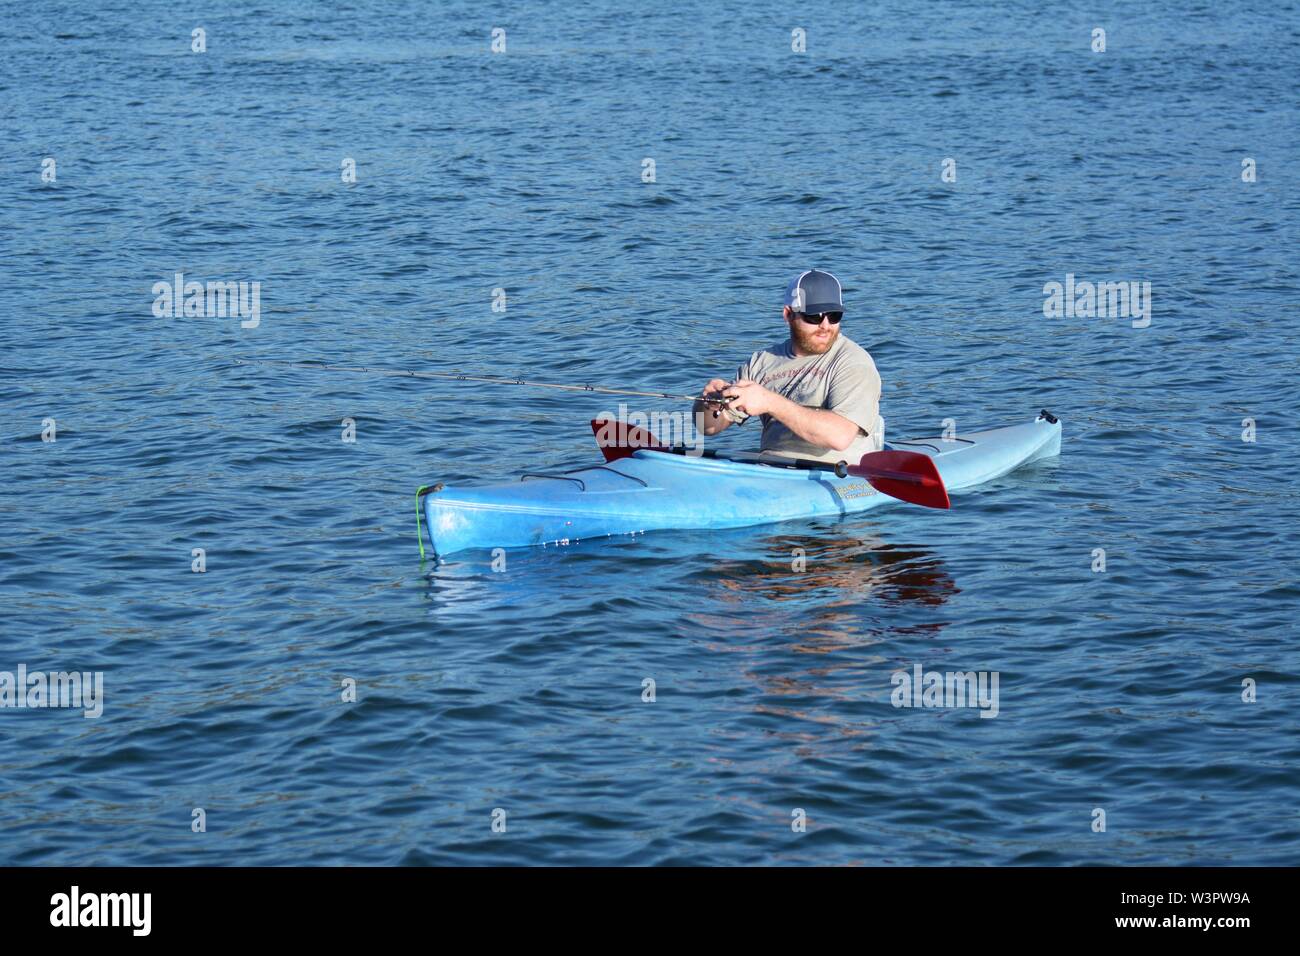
[421,412,1062,557]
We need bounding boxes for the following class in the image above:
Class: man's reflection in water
[684,533,959,748]
[700,533,957,611]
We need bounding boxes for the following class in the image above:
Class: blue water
[3,1,1298,865]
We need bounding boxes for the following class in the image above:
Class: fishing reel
[701,391,749,424]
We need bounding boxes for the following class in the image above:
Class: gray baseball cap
[784,269,844,314]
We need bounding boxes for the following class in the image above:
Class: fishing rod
[233,357,732,407]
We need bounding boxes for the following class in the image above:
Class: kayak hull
[423,413,1061,556]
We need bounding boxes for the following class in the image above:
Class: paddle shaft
[644,444,948,507]
[652,444,852,478]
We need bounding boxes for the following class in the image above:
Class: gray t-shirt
[736,333,884,463]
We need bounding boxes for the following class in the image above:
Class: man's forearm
[693,402,731,436]
[764,394,861,451]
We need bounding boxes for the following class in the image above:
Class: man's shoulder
[830,334,877,369]
[832,333,872,359]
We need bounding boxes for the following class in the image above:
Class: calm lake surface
[2,1,1298,864]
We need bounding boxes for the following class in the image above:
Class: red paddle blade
[847,450,951,509]
[590,418,666,462]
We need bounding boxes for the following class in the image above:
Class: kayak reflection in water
[694,269,886,465]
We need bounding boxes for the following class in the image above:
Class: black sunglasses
[795,311,843,326]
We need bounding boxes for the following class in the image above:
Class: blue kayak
[420,411,1062,557]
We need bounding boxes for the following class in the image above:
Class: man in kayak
[695,269,884,464]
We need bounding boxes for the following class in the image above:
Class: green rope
[415,485,432,560]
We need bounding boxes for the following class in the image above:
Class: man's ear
[782,306,793,321]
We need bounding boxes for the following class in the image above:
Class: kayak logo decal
[834,481,877,500]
